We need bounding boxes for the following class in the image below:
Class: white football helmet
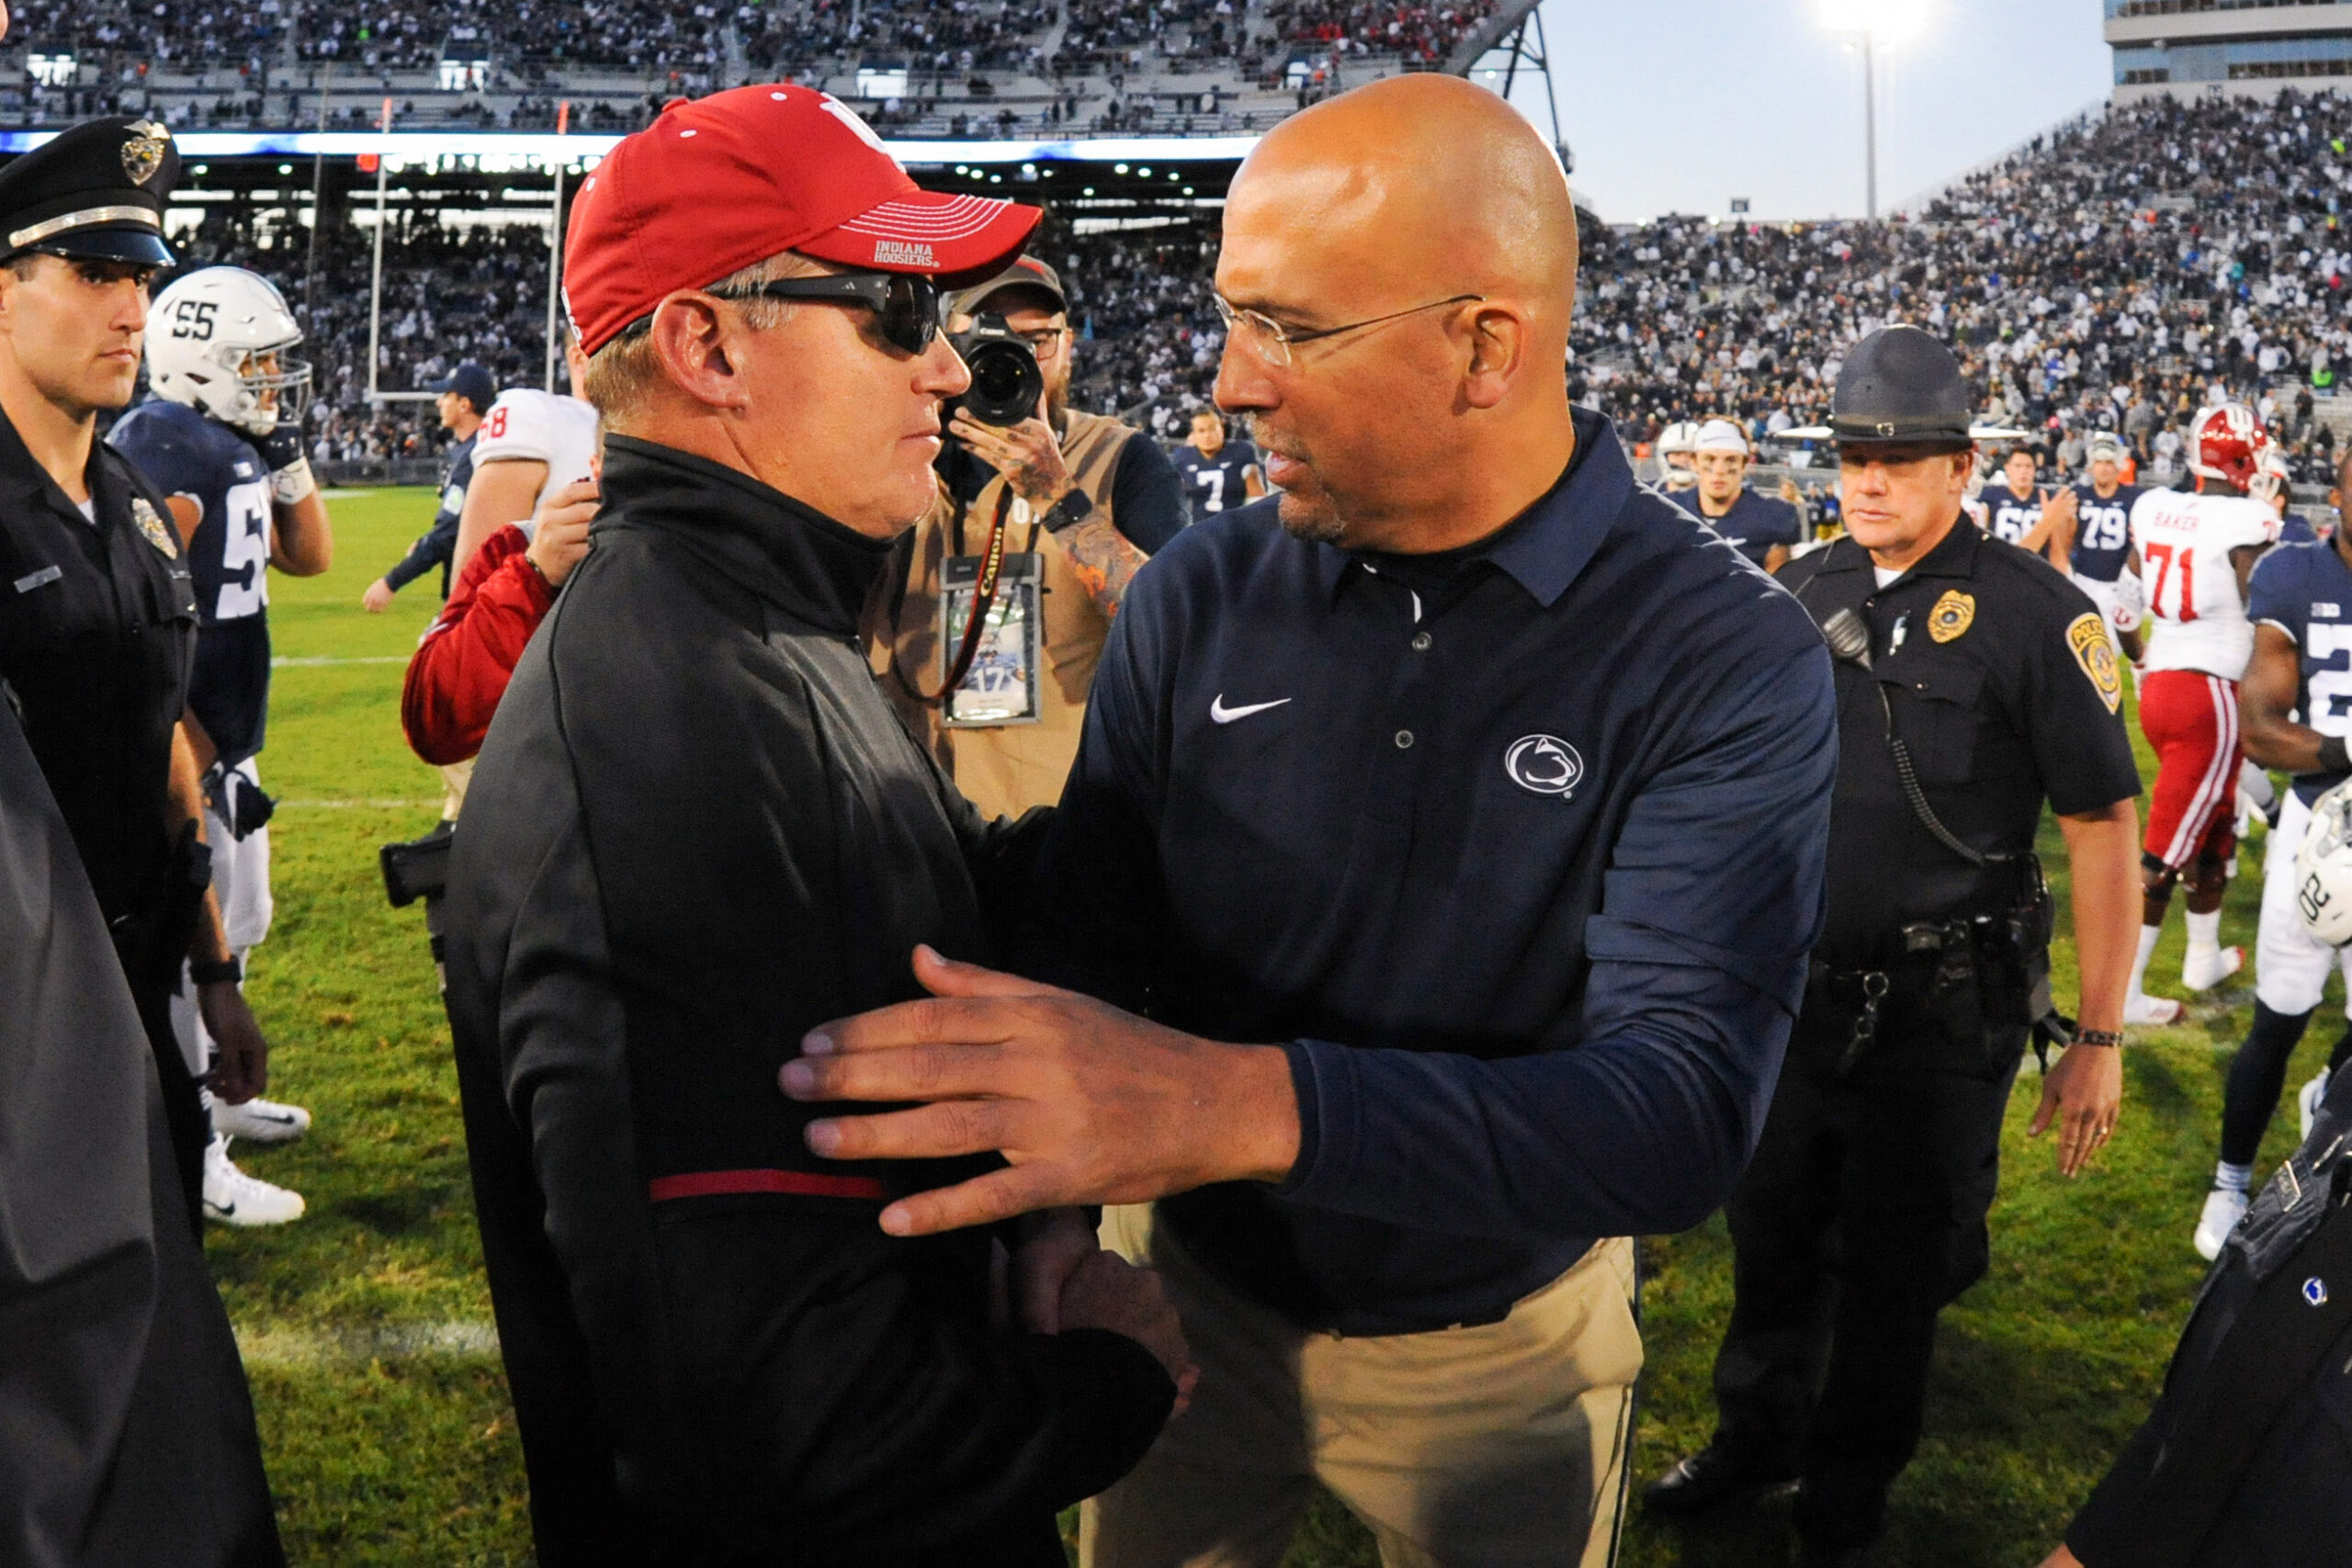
[2294,779,2352,947]
[147,266,311,437]
[1656,421,1699,490]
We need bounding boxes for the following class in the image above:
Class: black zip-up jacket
[442,436,1174,1567]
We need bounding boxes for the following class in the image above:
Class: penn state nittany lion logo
[1505,734,1583,798]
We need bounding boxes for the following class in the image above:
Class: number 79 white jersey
[2129,488,2281,680]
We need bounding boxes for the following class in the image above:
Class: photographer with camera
[869,255,1186,818]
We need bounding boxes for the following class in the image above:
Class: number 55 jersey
[107,397,276,766]
[2130,487,2281,682]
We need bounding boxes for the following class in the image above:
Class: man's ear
[1461,304,1527,412]
[648,292,746,412]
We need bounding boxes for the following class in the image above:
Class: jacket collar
[1311,406,1631,610]
[596,435,898,637]
[1813,510,1981,585]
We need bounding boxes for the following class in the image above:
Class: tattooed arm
[1054,504,1148,621]
[946,412,1148,618]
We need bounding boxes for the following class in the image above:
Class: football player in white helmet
[1655,419,1700,491]
[109,264,331,1226]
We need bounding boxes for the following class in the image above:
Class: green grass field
[225,489,2321,1566]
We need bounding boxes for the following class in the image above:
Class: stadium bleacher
[0,0,1504,139]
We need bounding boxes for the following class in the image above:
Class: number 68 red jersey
[2128,488,2281,680]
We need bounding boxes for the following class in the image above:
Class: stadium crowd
[0,0,1498,96]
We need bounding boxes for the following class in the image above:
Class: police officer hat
[1829,324,1973,448]
[0,117,179,268]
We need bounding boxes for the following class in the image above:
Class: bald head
[1226,74,1578,335]
[1211,74,1583,554]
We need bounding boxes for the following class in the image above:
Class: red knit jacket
[401,524,555,766]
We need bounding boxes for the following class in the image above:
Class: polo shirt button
[1410,631,1432,651]
[1395,729,1414,750]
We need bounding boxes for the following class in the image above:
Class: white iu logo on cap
[1505,735,1583,797]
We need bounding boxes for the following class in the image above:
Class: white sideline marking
[277,798,440,810]
[318,489,375,499]
[236,1320,501,1367]
[272,655,409,667]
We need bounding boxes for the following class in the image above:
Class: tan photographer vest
[868,409,1138,819]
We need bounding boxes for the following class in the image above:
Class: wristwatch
[190,955,243,986]
[2073,1028,2124,1048]
[1039,488,1094,534]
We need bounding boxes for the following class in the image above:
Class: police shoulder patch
[1928,589,1975,643]
[2068,612,2122,714]
[131,496,176,558]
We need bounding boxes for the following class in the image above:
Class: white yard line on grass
[272,655,411,667]
[277,798,441,810]
[236,1320,502,1367]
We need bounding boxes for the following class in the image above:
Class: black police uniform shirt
[1776,521,2143,964]
[1984,481,2046,545]
[1172,439,1260,520]
[0,412,196,928]
[382,431,477,597]
[108,398,274,766]
[2249,539,2352,807]
[1031,406,1839,1335]
[1694,486,1804,567]
[2068,481,2142,583]
[441,437,1173,1562]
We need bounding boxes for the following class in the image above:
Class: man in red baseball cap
[441,85,1188,1566]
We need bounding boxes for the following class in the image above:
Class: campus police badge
[121,120,172,185]
[1928,589,1975,644]
[132,497,176,558]
[2068,612,2122,714]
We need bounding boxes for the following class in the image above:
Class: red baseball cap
[562,85,1042,355]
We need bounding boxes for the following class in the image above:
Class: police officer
[1647,326,2144,1564]
[0,116,274,1227]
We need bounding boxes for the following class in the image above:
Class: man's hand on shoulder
[779,945,1300,1235]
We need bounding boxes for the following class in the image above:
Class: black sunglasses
[716,272,944,355]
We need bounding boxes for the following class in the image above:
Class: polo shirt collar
[1311,406,1632,610]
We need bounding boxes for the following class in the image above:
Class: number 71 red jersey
[2129,488,2280,681]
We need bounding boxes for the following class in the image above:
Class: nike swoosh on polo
[1210,694,1293,724]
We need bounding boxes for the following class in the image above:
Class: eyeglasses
[715,272,944,356]
[1213,292,1485,367]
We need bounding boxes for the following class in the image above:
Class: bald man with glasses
[784,74,1838,1566]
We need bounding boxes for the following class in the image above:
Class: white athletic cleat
[2180,945,2245,993]
[210,1095,311,1145]
[2193,1188,2249,1261]
[2301,1068,2332,1143]
[2124,992,2183,1026]
[203,1137,305,1226]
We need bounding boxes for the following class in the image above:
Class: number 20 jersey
[2248,539,2352,806]
[2129,487,2280,681]
[107,397,275,764]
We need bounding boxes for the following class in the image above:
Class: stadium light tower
[1820,0,1928,220]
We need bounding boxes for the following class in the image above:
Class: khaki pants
[1080,1205,1641,1568]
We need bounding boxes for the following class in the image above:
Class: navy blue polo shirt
[1032,409,1838,1334]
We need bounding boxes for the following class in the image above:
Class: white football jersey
[473,389,601,512]
[2129,488,2280,680]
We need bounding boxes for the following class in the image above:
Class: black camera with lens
[945,313,1045,428]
